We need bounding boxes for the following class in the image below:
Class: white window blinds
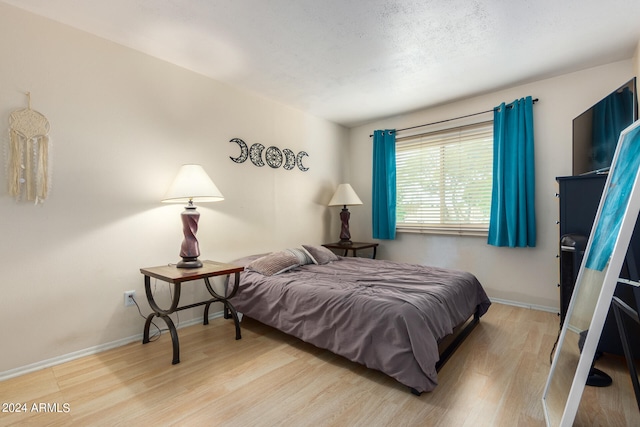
[396,121,493,236]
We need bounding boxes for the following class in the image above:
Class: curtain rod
[369,98,539,137]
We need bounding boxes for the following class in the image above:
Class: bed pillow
[246,250,300,276]
[286,248,315,266]
[302,244,339,265]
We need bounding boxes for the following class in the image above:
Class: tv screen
[572,77,638,175]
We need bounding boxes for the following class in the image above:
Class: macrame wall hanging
[7,92,52,204]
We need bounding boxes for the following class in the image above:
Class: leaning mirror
[543,120,640,426]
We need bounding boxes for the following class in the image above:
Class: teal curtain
[488,96,536,247]
[372,129,396,239]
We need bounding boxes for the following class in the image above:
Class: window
[396,121,493,236]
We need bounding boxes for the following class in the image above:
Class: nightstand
[322,242,379,259]
[140,260,244,364]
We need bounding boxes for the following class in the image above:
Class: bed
[226,246,491,394]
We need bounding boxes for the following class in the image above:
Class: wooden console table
[140,260,244,364]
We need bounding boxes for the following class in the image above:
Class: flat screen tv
[573,77,638,175]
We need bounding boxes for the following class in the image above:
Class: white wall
[0,4,347,374]
[347,60,636,310]
[634,41,640,77]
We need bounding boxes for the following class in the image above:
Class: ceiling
[3,0,640,127]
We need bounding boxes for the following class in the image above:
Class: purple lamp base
[338,206,352,245]
[177,257,202,269]
[177,205,202,268]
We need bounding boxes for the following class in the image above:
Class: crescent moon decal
[229,138,248,163]
[296,151,309,172]
[265,146,283,169]
[282,149,296,170]
[249,143,266,167]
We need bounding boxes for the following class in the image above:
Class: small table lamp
[328,183,363,245]
[162,164,224,268]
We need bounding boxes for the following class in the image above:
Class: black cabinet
[557,175,607,322]
[557,174,640,356]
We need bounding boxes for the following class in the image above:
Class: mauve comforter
[228,255,491,393]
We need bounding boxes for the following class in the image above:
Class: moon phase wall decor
[265,146,283,168]
[229,138,309,171]
[282,148,296,170]
[229,138,248,163]
[295,151,309,171]
[248,142,265,167]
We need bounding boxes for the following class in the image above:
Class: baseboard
[0,310,225,382]
[490,297,558,314]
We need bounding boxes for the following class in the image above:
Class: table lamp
[328,183,363,245]
[162,164,224,268]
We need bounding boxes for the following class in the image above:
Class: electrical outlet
[124,290,136,307]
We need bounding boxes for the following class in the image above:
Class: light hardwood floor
[1,303,638,426]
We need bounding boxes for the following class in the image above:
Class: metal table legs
[142,271,241,364]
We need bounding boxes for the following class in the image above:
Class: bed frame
[409,307,481,396]
[226,304,482,396]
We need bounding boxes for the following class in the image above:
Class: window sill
[396,226,488,237]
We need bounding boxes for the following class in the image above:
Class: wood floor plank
[1,303,639,426]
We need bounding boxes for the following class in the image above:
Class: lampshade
[328,183,363,207]
[162,164,224,203]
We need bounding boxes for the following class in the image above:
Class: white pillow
[246,251,300,276]
[301,245,339,265]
